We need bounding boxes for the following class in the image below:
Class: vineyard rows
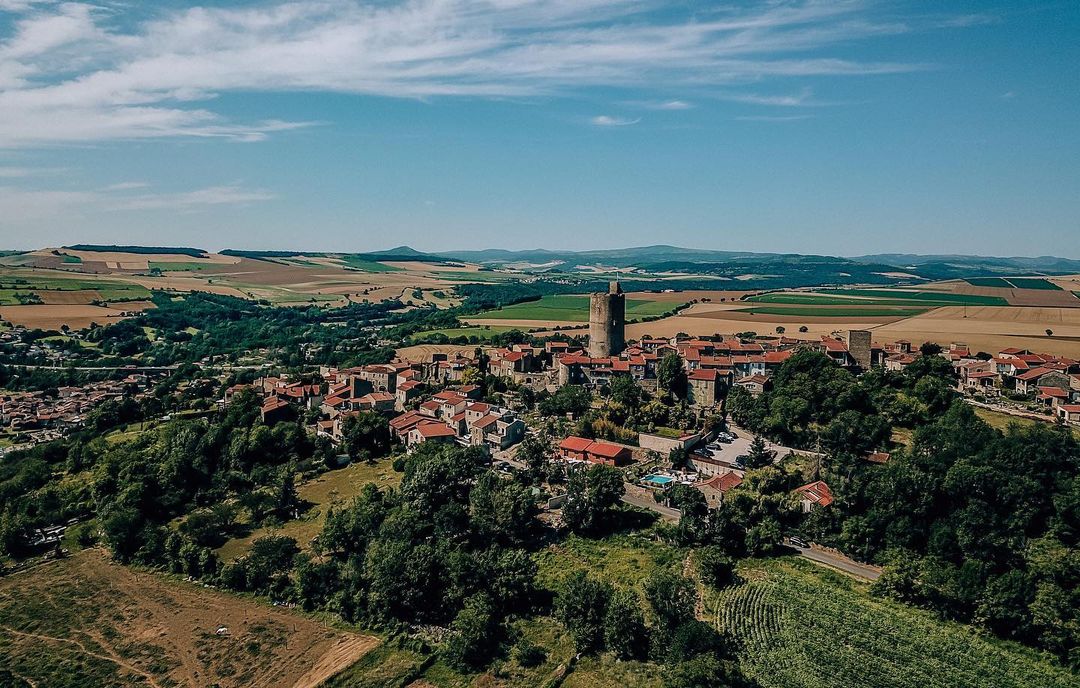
[709,559,1075,688]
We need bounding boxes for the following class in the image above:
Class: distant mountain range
[18,244,1080,282]
[433,245,1080,279]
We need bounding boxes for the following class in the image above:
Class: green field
[747,289,1008,306]
[1006,278,1063,290]
[965,277,1015,288]
[735,305,930,318]
[479,295,682,322]
[337,256,402,272]
[710,557,1074,688]
[965,277,1062,291]
[148,261,214,272]
[409,325,521,341]
[0,276,151,303]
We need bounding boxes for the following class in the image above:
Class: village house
[686,368,723,407]
[793,481,834,513]
[694,471,743,509]
[557,436,634,467]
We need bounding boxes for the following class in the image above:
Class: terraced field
[710,558,1074,688]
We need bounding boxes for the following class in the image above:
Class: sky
[0,0,1077,257]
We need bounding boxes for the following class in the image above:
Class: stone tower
[588,281,625,357]
[845,329,872,371]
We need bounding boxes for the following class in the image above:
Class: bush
[695,546,735,589]
[513,638,547,668]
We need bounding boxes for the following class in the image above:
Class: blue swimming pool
[643,474,674,486]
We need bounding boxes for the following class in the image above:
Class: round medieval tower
[588,281,625,357]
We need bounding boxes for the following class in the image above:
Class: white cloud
[735,114,812,122]
[0,0,975,147]
[590,115,639,127]
[0,182,273,222]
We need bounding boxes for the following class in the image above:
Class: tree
[663,654,748,688]
[644,570,697,632]
[443,594,499,670]
[605,589,648,660]
[555,572,612,653]
[1046,329,1054,337]
[739,435,776,470]
[539,385,593,417]
[561,464,625,534]
[775,326,786,334]
[657,353,688,398]
[341,411,392,462]
[695,546,735,589]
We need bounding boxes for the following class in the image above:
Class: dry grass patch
[0,549,378,688]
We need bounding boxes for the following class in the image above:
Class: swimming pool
[643,474,674,486]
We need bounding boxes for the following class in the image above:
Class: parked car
[789,536,809,548]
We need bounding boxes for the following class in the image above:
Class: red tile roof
[794,480,834,507]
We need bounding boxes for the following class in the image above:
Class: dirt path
[1,625,163,688]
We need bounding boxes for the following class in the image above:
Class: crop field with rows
[708,558,1074,688]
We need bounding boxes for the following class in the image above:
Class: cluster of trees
[0,390,320,562]
[223,443,542,671]
[728,348,954,453]
[731,349,1080,665]
[555,569,750,687]
[837,404,1080,665]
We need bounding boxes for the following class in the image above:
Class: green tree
[695,546,735,589]
[739,435,776,470]
[562,464,625,534]
[555,571,612,653]
[657,353,688,398]
[605,589,648,660]
[443,594,499,671]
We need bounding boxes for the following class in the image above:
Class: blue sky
[0,1,1077,257]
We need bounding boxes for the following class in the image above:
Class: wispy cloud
[735,115,813,122]
[0,182,273,221]
[0,0,978,147]
[591,115,640,127]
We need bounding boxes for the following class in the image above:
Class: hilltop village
[3,280,1080,685]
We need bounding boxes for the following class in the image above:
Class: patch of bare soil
[0,549,378,688]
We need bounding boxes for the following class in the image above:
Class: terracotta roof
[415,422,457,438]
[688,369,720,382]
[473,415,499,429]
[1038,386,1069,398]
[587,441,630,458]
[794,481,834,507]
[1059,404,1080,413]
[865,451,891,464]
[697,472,743,493]
[559,436,594,452]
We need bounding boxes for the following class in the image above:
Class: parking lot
[697,428,792,468]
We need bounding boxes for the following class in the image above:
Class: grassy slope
[966,277,1014,288]
[337,256,403,272]
[1006,278,1062,290]
[215,459,402,562]
[479,295,682,322]
[709,557,1074,688]
[973,407,1080,440]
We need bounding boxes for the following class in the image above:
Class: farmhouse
[694,471,743,509]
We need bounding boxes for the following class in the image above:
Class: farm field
[477,295,685,323]
[0,549,378,688]
[966,277,1062,290]
[747,289,1009,306]
[0,302,157,330]
[868,305,1080,358]
[215,459,402,562]
[709,557,1074,688]
[735,305,932,318]
[409,325,521,341]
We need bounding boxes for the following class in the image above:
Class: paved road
[621,489,680,522]
[789,544,882,581]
